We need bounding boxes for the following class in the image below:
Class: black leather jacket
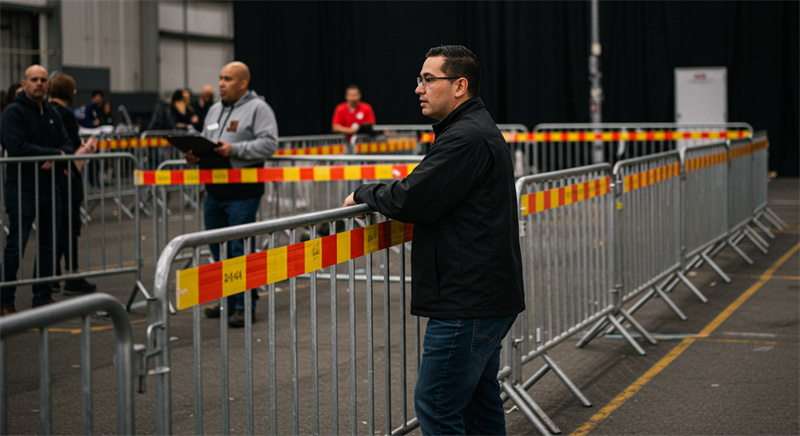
[355,97,525,319]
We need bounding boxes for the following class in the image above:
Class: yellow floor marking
[30,317,147,335]
[570,240,800,436]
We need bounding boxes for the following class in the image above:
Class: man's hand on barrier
[40,151,65,170]
[183,150,200,165]
[343,192,365,219]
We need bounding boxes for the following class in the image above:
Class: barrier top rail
[611,149,682,177]
[0,293,136,435]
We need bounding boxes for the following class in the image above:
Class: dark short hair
[50,74,76,104]
[346,84,360,92]
[91,90,104,98]
[171,89,185,103]
[425,45,480,98]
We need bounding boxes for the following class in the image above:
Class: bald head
[22,64,49,104]
[219,61,251,105]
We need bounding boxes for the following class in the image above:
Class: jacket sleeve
[232,101,279,160]
[354,133,488,224]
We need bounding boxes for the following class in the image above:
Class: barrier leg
[576,316,612,348]
[743,226,770,254]
[651,283,688,320]
[701,248,731,283]
[676,271,708,303]
[763,207,786,230]
[725,231,755,265]
[501,381,560,435]
[751,217,776,240]
[606,314,646,355]
[618,309,658,345]
[541,353,591,407]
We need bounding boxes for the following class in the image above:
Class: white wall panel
[61,0,142,92]
[159,38,185,98]
[187,40,233,93]
[186,2,233,37]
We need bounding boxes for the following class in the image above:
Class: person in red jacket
[331,85,375,136]
[344,45,524,435]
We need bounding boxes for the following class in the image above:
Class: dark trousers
[2,186,56,307]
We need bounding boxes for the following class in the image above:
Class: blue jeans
[414,315,517,435]
[204,194,261,311]
[2,186,56,307]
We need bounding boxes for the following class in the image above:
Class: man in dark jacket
[1,64,74,315]
[343,45,525,434]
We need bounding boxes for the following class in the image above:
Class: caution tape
[133,163,418,185]
[275,144,347,156]
[420,130,751,144]
[97,137,170,150]
[623,162,680,193]
[729,139,768,160]
[520,177,611,216]
[355,137,417,153]
[684,151,728,173]
[176,220,414,310]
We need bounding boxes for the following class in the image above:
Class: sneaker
[63,278,97,295]
[204,304,232,319]
[0,305,17,316]
[32,299,56,308]
[228,309,256,328]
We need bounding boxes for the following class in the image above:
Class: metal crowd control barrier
[577,151,683,353]
[0,293,136,434]
[525,122,753,174]
[724,132,782,263]
[510,164,615,434]
[275,133,349,155]
[146,205,429,435]
[0,154,144,304]
[408,123,529,157]
[749,131,785,233]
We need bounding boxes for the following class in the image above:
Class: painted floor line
[569,240,800,436]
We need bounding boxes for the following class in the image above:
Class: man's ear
[454,77,469,98]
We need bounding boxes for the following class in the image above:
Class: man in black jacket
[1,64,74,315]
[344,45,525,434]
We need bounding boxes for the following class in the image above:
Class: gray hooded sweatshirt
[200,90,278,200]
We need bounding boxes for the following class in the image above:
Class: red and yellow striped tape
[520,177,611,216]
[420,130,751,144]
[684,151,727,173]
[97,137,170,150]
[133,163,418,185]
[623,162,680,193]
[176,220,414,310]
[274,144,346,156]
[730,139,768,160]
[355,137,417,153]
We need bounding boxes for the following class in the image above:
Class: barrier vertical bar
[39,328,51,435]
[81,315,93,434]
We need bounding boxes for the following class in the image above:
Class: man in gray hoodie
[183,61,279,327]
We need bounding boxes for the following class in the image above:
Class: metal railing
[526,122,753,174]
[146,205,422,435]
[0,154,143,300]
[0,293,136,434]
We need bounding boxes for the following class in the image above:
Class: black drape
[234,1,798,175]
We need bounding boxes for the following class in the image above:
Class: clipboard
[166,134,220,156]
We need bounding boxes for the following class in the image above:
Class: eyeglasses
[416,76,460,88]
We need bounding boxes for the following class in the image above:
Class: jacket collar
[432,97,484,134]
[14,91,46,112]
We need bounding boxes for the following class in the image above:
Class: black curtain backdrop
[234,1,799,175]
